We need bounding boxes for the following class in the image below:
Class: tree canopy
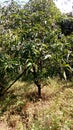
[0,0,73,96]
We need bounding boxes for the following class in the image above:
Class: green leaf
[63,71,67,80]
[44,54,52,60]
[27,62,32,68]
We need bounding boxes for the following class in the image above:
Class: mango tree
[0,0,73,97]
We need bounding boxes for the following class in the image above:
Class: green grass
[0,78,73,130]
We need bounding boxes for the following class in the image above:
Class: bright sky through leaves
[54,0,73,13]
[0,0,73,13]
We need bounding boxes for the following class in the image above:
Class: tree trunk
[37,84,41,98]
[34,80,41,97]
[32,65,41,97]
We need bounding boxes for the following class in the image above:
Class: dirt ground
[0,121,12,130]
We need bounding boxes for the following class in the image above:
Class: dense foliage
[0,0,73,96]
